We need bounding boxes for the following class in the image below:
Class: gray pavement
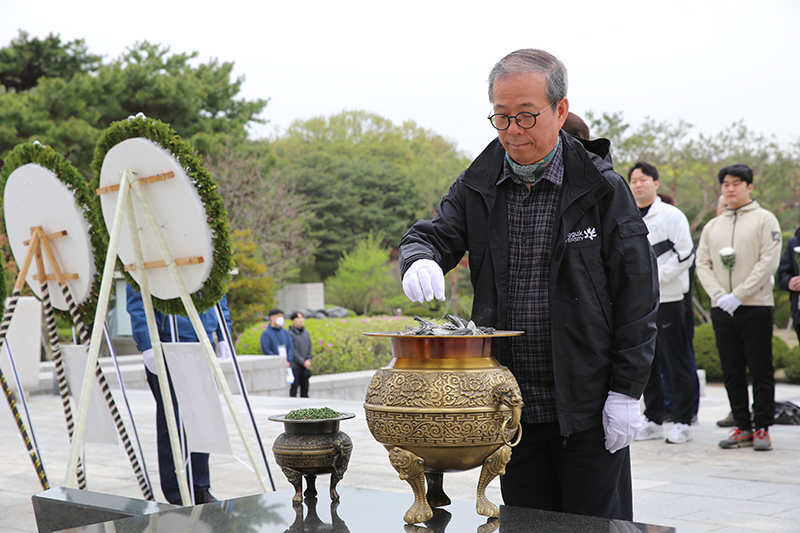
[2,382,800,532]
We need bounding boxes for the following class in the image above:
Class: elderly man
[399,49,657,520]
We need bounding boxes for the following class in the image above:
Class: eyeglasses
[487,102,555,131]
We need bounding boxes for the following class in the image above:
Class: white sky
[2,0,799,159]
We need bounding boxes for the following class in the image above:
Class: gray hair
[488,49,568,105]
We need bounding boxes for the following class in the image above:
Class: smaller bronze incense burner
[269,411,355,504]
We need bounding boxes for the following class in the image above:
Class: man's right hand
[789,276,800,291]
[402,259,446,303]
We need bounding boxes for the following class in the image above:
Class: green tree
[286,152,421,279]
[204,142,315,286]
[0,34,267,173]
[0,30,101,92]
[226,229,275,336]
[271,110,468,280]
[325,232,397,315]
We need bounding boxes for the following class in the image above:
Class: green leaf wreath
[91,116,233,315]
[0,142,106,326]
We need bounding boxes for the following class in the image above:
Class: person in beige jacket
[696,164,781,451]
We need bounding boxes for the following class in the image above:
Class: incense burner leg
[389,446,432,524]
[476,445,512,518]
[425,472,451,508]
[281,467,304,505]
[303,474,318,498]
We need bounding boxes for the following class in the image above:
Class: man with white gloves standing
[399,49,658,521]
[695,164,781,451]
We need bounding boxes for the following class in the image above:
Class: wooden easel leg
[0,233,50,489]
[124,188,191,505]
[128,177,270,493]
[65,171,132,490]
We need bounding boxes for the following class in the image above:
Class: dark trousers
[146,368,210,504]
[643,301,696,425]
[290,365,311,397]
[711,306,775,430]
[500,422,632,521]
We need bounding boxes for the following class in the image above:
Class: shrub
[772,336,790,369]
[785,358,800,384]
[234,316,417,374]
[402,306,440,318]
[693,323,722,381]
[779,345,800,373]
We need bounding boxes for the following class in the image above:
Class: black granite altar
[48,486,702,533]
[32,487,176,533]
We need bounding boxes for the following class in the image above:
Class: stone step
[33,355,376,401]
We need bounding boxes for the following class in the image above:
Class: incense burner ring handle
[493,383,523,448]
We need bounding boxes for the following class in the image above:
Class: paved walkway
[1,382,800,532]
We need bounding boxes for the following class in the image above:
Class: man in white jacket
[629,162,696,444]
[696,164,781,451]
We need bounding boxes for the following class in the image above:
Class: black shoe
[716,412,736,427]
[195,490,218,504]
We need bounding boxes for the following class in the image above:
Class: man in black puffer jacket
[399,49,658,521]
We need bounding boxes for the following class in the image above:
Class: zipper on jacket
[730,211,738,292]
[562,435,570,449]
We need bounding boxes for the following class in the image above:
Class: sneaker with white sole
[719,428,753,449]
[636,419,664,441]
[753,428,772,451]
[666,422,692,444]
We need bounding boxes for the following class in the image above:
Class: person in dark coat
[399,48,657,521]
[777,225,800,342]
[287,311,313,397]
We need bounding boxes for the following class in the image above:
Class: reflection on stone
[283,496,350,533]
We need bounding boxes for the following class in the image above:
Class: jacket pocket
[616,213,651,275]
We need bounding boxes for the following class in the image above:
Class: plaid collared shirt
[500,142,564,423]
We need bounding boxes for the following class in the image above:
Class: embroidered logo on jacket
[566,227,597,243]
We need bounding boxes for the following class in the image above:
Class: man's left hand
[602,391,642,454]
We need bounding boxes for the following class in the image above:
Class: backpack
[774,401,800,425]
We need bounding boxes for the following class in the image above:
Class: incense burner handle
[493,383,523,447]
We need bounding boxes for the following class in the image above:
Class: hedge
[693,322,790,382]
[234,316,417,374]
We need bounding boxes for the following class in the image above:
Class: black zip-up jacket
[399,132,658,435]
[777,226,800,324]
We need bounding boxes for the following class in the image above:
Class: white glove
[402,259,446,303]
[217,341,232,360]
[142,348,156,374]
[717,293,742,315]
[602,391,642,454]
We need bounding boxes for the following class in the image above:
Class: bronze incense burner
[363,331,523,524]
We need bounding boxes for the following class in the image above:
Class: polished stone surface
[57,486,700,533]
[32,487,175,533]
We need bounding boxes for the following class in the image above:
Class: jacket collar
[642,196,663,219]
[461,132,613,212]
[722,199,760,216]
